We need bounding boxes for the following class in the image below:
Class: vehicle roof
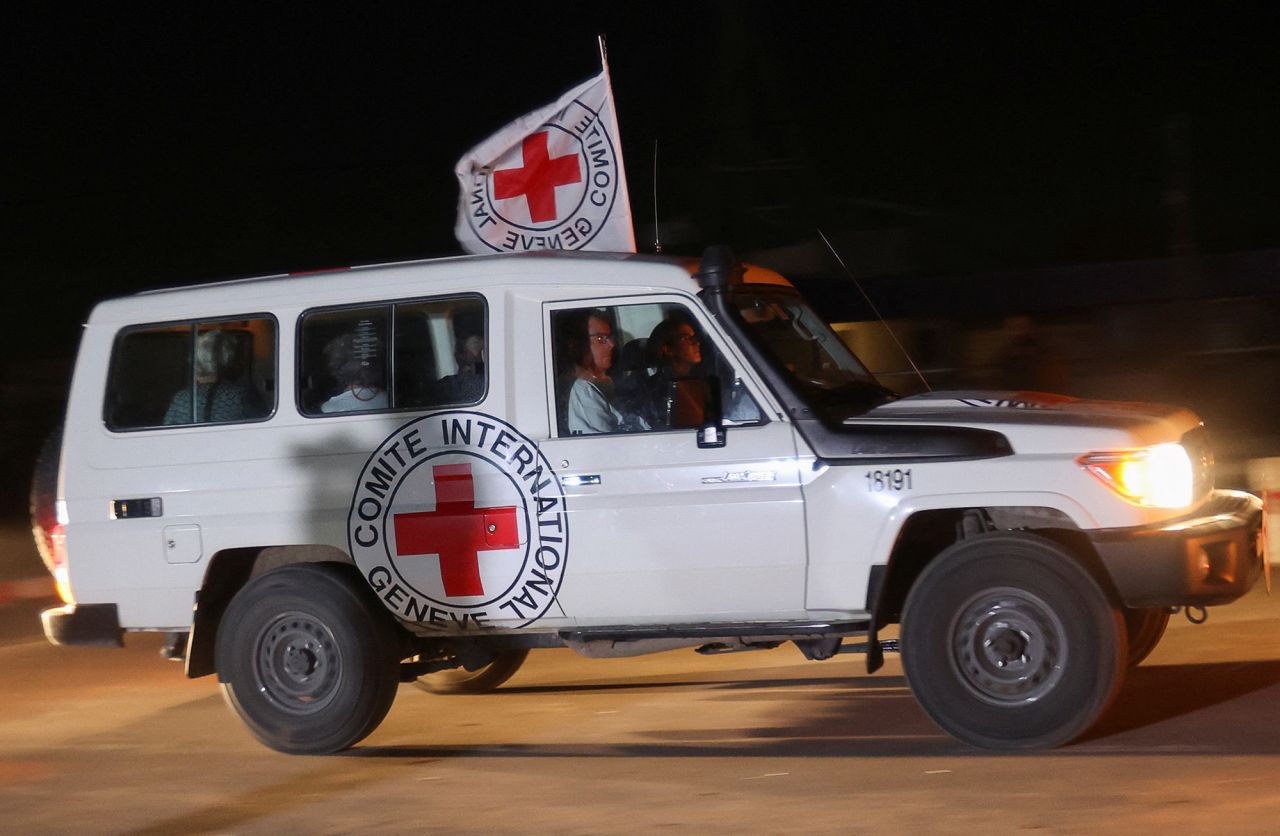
[85,250,792,325]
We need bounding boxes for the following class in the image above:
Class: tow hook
[1183,605,1208,625]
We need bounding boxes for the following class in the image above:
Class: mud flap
[865,623,885,673]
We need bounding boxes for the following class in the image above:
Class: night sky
[8,4,1280,358]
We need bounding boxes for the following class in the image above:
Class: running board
[560,620,871,659]
[559,619,871,645]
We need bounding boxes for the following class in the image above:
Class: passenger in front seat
[564,310,647,435]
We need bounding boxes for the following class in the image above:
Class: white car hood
[847,390,1201,449]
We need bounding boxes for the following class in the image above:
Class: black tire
[900,532,1127,750]
[215,563,401,755]
[1123,607,1171,667]
[413,649,529,694]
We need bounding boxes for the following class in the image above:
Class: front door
[538,297,808,625]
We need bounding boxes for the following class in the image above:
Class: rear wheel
[901,532,1127,750]
[414,649,529,694]
[215,563,401,755]
[1123,607,1171,667]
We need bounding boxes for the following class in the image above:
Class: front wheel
[414,650,529,694]
[901,532,1127,750]
[215,563,401,755]
[1123,607,1171,667]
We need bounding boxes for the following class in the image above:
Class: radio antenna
[817,228,931,392]
[652,139,663,253]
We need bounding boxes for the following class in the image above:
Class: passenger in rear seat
[320,320,388,413]
[162,330,266,424]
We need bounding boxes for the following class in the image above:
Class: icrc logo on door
[348,411,568,629]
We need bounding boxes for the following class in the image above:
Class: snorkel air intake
[694,245,743,292]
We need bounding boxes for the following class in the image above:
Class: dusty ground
[2,548,1279,835]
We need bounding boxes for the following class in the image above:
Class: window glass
[550,301,761,437]
[298,296,486,416]
[729,288,893,413]
[394,297,487,408]
[298,307,389,415]
[106,317,276,430]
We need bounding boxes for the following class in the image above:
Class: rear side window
[105,317,277,430]
[297,295,486,416]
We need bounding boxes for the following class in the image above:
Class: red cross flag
[454,65,636,254]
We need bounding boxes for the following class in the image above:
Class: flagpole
[652,140,663,253]
[594,33,636,252]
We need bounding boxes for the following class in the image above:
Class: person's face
[586,316,614,372]
[666,323,701,374]
[674,324,701,367]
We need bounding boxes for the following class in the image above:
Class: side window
[105,317,276,430]
[550,301,762,437]
[298,307,390,415]
[298,296,486,416]
[394,297,487,408]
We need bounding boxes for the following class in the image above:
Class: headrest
[617,338,652,373]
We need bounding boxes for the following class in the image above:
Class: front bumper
[41,603,124,647]
[1089,489,1264,608]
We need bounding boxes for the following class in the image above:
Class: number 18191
[865,468,913,492]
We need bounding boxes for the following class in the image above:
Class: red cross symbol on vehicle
[492,131,582,223]
[393,463,520,597]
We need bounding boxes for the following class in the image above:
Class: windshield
[728,287,896,412]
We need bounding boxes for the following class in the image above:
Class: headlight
[1078,442,1194,509]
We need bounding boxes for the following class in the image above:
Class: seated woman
[617,313,763,430]
[564,310,646,435]
[163,329,266,424]
[320,320,388,413]
[632,315,705,430]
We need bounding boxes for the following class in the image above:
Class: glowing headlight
[1078,442,1194,509]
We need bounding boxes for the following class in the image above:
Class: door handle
[113,497,163,519]
[559,474,601,487]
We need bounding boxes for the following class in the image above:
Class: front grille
[1181,426,1215,500]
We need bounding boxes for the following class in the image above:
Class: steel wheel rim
[950,586,1067,705]
[254,611,342,715]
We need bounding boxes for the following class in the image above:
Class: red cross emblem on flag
[453,69,634,254]
[492,131,583,223]
[392,463,520,597]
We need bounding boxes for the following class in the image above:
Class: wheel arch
[869,502,1119,637]
[185,544,360,678]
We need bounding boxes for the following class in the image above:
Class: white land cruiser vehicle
[35,247,1262,754]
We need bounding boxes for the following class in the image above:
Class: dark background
[6,4,1280,513]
